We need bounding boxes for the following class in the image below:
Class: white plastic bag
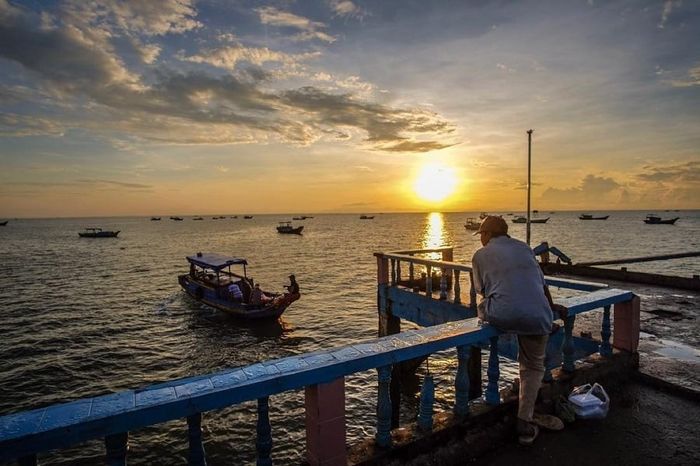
[567,383,610,419]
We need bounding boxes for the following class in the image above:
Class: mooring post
[376,365,393,448]
[256,397,272,466]
[105,432,128,466]
[305,378,346,466]
[613,295,641,353]
[187,413,207,466]
[375,253,401,428]
[454,345,470,418]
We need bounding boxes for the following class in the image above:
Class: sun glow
[414,163,458,202]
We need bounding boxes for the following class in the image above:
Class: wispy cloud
[256,6,335,42]
[327,1,367,20]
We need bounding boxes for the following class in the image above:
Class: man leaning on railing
[471,216,568,445]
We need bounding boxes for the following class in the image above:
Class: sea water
[0,211,698,464]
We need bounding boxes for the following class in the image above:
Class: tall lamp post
[526,129,533,246]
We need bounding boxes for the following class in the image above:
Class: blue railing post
[453,270,461,304]
[600,305,612,356]
[454,345,470,418]
[396,260,401,283]
[105,432,128,466]
[187,413,207,466]
[439,269,448,300]
[417,375,434,432]
[375,365,392,447]
[390,259,396,285]
[409,261,414,283]
[256,397,272,466]
[562,315,576,372]
[425,266,432,296]
[486,337,500,405]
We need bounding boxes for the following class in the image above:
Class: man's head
[474,215,508,246]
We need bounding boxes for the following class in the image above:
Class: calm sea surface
[1,211,698,464]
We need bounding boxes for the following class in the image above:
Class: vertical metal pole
[526,129,533,246]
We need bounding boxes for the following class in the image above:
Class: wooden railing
[0,250,639,465]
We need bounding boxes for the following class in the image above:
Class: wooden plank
[559,288,635,316]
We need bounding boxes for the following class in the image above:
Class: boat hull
[644,217,679,225]
[178,274,298,319]
[579,215,609,220]
[78,231,120,238]
[277,226,304,234]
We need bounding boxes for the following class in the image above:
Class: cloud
[0,113,65,136]
[540,174,624,206]
[61,0,201,37]
[256,6,335,42]
[667,64,700,88]
[76,179,152,189]
[0,1,455,153]
[658,0,681,29]
[328,1,366,20]
[180,45,320,70]
[637,161,700,183]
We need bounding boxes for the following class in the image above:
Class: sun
[414,163,458,202]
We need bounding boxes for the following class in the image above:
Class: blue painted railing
[0,249,635,465]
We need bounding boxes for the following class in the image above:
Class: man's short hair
[474,215,508,237]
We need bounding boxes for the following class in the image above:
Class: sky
[0,0,699,217]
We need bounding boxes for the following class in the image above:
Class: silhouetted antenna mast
[526,129,533,246]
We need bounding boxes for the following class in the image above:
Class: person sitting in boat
[285,274,299,294]
[228,282,243,301]
[250,283,272,306]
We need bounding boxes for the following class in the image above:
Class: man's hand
[551,303,569,321]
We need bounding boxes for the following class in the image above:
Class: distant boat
[78,228,119,238]
[0,220,7,226]
[244,215,253,219]
[193,217,204,220]
[232,216,238,218]
[360,215,374,219]
[464,218,480,231]
[277,221,304,235]
[170,216,183,221]
[579,214,610,220]
[644,214,679,225]
[512,216,549,224]
[533,209,539,214]
[150,217,161,221]
[292,217,304,220]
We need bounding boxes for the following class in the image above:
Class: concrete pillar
[305,378,346,466]
[613,295,641,352]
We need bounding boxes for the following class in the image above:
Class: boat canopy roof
[186,253,248,271]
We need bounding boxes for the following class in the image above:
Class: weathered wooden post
[256,397,272,466]
[454,345,470,418]
[187,413,207,466]
[375,253,401,428]
[105,432,128,466]
[305,379,346,466]
[376,366,393,448]
[613,295,641,353]
[600,305,612,356]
